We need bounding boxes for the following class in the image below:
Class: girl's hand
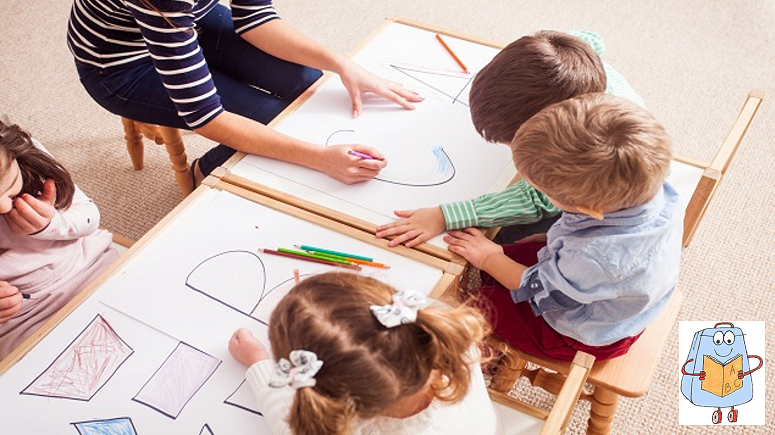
[319,145,387,184]
[0,281,23,323]
[444,228,504,269]
[338,61,424,118]
[4,179,57,235]
[229,328,270,367]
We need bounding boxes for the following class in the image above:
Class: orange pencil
[293,269,300,284]
[435,34,469,74]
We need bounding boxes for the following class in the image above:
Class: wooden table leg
[587,387,619,435]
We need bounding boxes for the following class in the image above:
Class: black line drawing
[133,342,221,419]
[71,417,137,435]
[326,130,456,187]
[389,63,474,107]
[224,379,262,416]
[185,250,304,325]
[200,423,214,435]
[21,314,133,401]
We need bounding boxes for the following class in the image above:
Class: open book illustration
[702,354,743,397]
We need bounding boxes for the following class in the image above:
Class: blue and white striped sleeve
[231,0,280,34]
[126,0,223,128]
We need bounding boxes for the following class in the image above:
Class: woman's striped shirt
[67,0,279,128]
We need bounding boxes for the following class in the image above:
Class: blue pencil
[294,245,373,262]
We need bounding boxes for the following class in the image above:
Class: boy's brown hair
[0,119,75,209]
[469,30,607,144]
[512,93,672,211]
[268,272,489,435]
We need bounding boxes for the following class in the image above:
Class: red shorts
[474,241,641,362]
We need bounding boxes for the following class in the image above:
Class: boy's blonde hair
[268,272,489,435]
[512,93,672,211]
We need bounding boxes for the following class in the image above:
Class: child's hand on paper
[319,145,387,184]
[4,179,57,235]
[444,228,504,270]
[375,207,446,248]
[229,328,270,367]
[338,60,424,118]
[0,281,23,323]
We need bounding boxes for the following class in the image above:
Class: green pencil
[295,244,373,262]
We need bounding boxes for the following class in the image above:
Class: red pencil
[435,34,469,74]
[259,248,362,271]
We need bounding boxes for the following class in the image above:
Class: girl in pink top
[0,120,118,359]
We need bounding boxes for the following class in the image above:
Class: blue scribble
[72,417,136,435]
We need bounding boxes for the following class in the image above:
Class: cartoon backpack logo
[681,322,763,424]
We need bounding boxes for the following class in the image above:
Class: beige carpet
[1,0,773,433]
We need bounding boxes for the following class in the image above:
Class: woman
[68,0,422,184]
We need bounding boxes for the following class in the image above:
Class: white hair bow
[268,350,324,389]
[370,289,428,328]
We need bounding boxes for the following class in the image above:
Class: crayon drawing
[224,379,262,416]
[71,417,137,435]
[133,342,221,419]
[21,314,133,401]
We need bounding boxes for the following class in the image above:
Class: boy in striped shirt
[376,30,644,247]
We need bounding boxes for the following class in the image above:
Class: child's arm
[444,228,528,289]
[376,179,559,247]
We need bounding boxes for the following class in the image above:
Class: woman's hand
[338,61,424,118]
[318,145,388,184]
[229,328,270,367]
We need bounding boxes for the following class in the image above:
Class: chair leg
[586,387,619,435]
[489,342,528,393]
[157,126,193,196]
[121,118,144,170]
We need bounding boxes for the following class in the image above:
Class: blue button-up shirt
[514,182,684,346]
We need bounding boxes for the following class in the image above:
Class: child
[0,120,118,359]
[228,272,499,435]
[444,93,683,361]
[375,30,644,247]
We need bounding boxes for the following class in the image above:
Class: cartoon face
[702,327,746,360]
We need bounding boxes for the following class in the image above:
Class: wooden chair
[490,351,595,435]
[120,117,194,196]
[484,91,763,434]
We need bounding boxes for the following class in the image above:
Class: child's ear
[576,206,604,220]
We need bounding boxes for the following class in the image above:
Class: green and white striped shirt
[441,31,644,230]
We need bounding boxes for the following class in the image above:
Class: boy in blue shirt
[445,93,683,361]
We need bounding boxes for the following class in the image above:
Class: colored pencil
[307,251,391,269]
[21,293,31,300]
[293,269,300,284]
[435,34,469,74]
[295,245,373,262]
[348,150,377,160]
[278,247,355,265]
[260,248,362,270]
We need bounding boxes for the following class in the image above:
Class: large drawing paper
[229,22,515,246]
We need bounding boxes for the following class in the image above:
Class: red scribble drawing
[21,314,133,401]
[133,342,221,419]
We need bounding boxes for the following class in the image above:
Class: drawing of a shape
[326,130,456,187]
[133,342,221,419]
[200,424,214,435]
[72,417,137,435]
[22,314,133,401]
[186,250,266,319]
[390,63,473,106]
[251,275,307,323]
[224,379,262,415]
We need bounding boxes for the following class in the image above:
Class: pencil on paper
[21,293,33,300]
[308,251,390,269]
[278,247,355,266]
[293,269,300,284]
[294,245,373,262]
[435,34,469,74]
[259,248,362,271]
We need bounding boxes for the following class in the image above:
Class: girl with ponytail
[228,271,500,434]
